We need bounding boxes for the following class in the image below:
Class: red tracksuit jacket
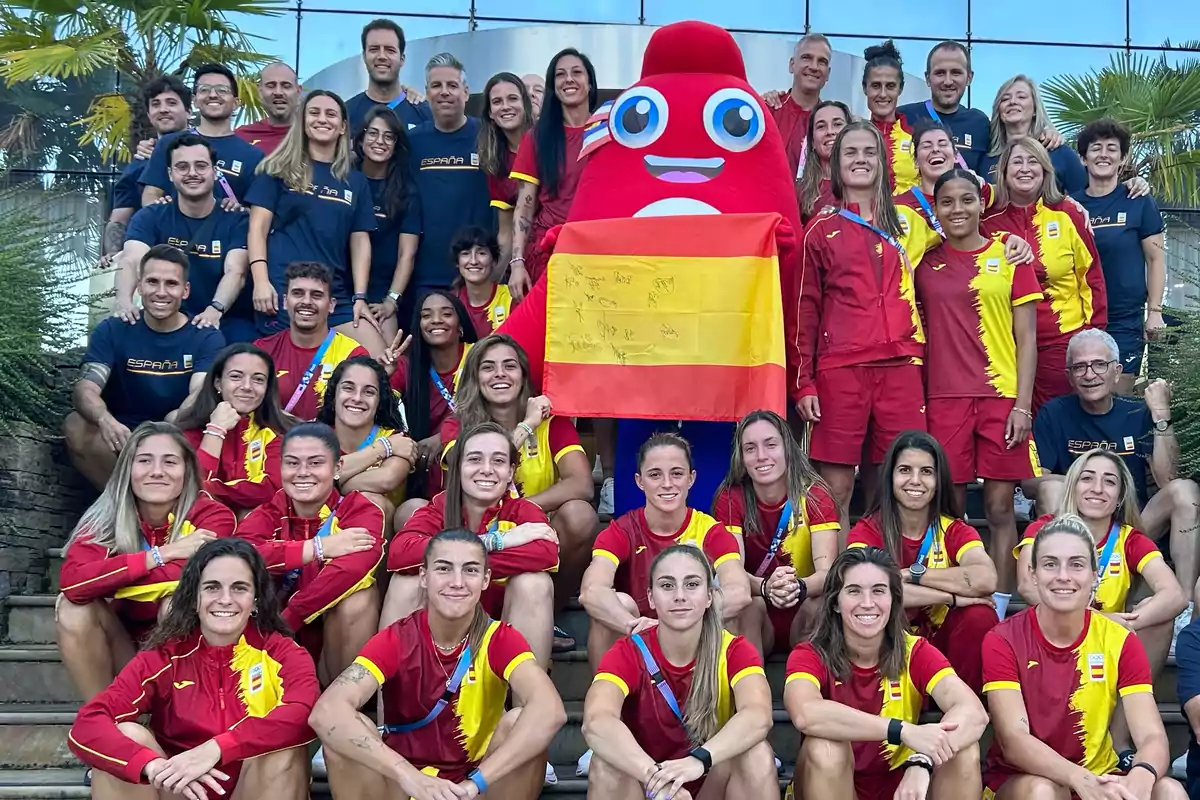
[68,627,317,783]
[183,415,282,511]
[236,488,385,631]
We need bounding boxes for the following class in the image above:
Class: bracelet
[467,769,488,794]
[491,532,505,552]
[950,593,957,608]
[1131,761,1158,780]
[249,258,267,267]
[1149,305,1164,313]
[380,437,393,459]
[903,756,934,775]
[1011,407,1033,420]
[204,423,228,439]
[516,421,536,440]
[762,577,776,609]
[509,256,525,265]
[313,536,325,564]
[150,546,165,568]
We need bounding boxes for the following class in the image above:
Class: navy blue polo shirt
[366,177,423,300]
[124,202,252,321]
[979,143,1088,195]
[83,317,224,427]
[1072,184,1164,324]
[112,159,149,211]
[346,91,431,134]
[1033,394,1155,504]
[897,101,991,173]
[140,131,264,203]
[408,118,493,289]
[1176,621,1200,798]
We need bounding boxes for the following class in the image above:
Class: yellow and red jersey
[358,609,534,782]
[594,628,764,763]
[981,200,1107,346]
[593,508,741,617]
[873,115,919,195]
[917,237,1043,399]
[183,414,281,511]
[254,330,368,422]
[389,342,471,443]
[236,488,385,631]
[68,627,318,785]
[786,634,955,776]
[848,513,985,633]
[59,494,236,624]
[1016,514,1162,614]
[387,490,558,579]
[456,283,513,339]
[982,608,1152,782]
[441,414,584,499]
[712,483,840,579]
[791,202,928,401]
[895,183,995,237]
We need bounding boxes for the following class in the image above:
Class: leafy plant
[0,0,285,166]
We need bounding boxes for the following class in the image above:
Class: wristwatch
[908,562,927,585]
[1153,417,1172,432]
[688,747,712,775]
[352,292,368,303]
[208,299,226,314]
[386,290,402,303]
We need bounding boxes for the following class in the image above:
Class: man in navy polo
[344,18,430,134]
[64,245,224,488]
[897,41,991,172]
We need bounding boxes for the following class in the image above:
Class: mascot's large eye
[702,88,765,153]
[610,87,669,149]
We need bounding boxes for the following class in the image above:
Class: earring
[250,606,258,618]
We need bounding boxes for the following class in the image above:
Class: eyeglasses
[195,84,233,97]
[1067,359,1117,377]
[364,130,397,144]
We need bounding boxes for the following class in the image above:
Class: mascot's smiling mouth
[643,154,725,184]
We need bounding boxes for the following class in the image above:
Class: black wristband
[887,718,904,746]
[689,747,712,775]
[1131,761,1158,780]
[796,577,809,605]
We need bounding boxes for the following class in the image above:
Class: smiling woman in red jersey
[1014,451,1185,757]
[793,121,929,525]
[237,422,385,683]
[773,33,833,179]
[918,169,1041,603]
[797,100,850,223]
[583,544,776,800]
[451,225,513,338]
[69,538,317,800]
[479,72,534,267]
[57,422,236,701]
[861,41,919,195]
[784,546,988,800]
[847,431,1000,694]
[311,530,566,800]
[382,422,559,668]
[712,410,840,658]
[982,137,1107,410]
[982,515,1186,800]
[176,343,293,516]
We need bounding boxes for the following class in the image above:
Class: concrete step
[0,647,74,704]
[4,595,56,645]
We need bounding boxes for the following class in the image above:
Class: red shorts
[768,603,797,655]
[927,397,1042,483]
[1034,340,1073,412]
[810,364,927,466]
[925,604,998,694]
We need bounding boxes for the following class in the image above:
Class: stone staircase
[0,510,1193,798]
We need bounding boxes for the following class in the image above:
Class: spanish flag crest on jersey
[542,213,787,421]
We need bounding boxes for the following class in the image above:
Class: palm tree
[1042,43,1200,207]
[0,0,285,168]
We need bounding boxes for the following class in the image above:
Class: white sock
[993,592,1012,620]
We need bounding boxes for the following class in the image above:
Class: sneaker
[592,454,604,484]
[1172,602,1193,659]
[577,748,593,776]
[1013,487,1033,522]
[774,755,783,773]
[312,746,326,776]
[553,625,576,653]
[545,762,558,785]
[599,477,615,516]
[1173,751,1189,780]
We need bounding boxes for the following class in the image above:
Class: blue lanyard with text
[911,188,945,238]
[430,368,456,411]
[914,524,937,567]
[1096,523,1121,579]
[188,128,239,201]
[755,499,793,578]
[921,102,969,169]
[837,209,914,279]
[357,426,380,451]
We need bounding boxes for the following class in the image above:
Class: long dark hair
[404,289,480,441]
[808,546,909,681]
[829,120,903,240]
[175,343,294,434]
[453,333,532,434]
[478,72,533,177]
[862,40,905,93]
[318,354,407,432]
[443,421,519,529]
[352,106,412,219]
[145,538,289,648]
[422,529,492,656]
[869,430,959,566]
[534,48,598,198]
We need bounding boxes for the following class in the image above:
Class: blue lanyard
[631,633,686,728]
[923,99,941,124]
[914,524,936,567]
[837,209,914,277]
[754,499,793,578]
[911,188,945,238]
[1097,523,1121,579]
[387,94,407,110]
[430,367,456,411]
[357,426,380,451]
[284,330,336,413]
[187,128,238,201]
[383,641,473,734]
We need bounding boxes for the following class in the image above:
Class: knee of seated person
[62,411,89,444]
[556,499,599,538]
[1166,478,1200,509]
[393,499,427,529]
[116,721,160,750]
[944,740,980,770]
[1154,776,1190,799]
[505,571,554,605]
[332,586,380,619]
[983,491,1017,521]
[55,595,100,631]
[731,739,776,778]
[247,744,308,778]
[800,736,852,773]
[1018,775,1070,800]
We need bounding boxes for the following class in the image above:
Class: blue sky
[231,1,1192,116]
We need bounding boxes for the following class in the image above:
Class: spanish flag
[543,213,786,421]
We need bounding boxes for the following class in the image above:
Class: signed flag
[543,213,786,421]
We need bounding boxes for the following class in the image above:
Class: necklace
[432,631,468,654]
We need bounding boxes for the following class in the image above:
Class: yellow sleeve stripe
[593,672,630,696]
[730,665,766,688]
[60,564,130,592]
[354,656,386,686]
[1013,292,1043,306]
[848,542,868,550]
[725,525,743,535]
[553,444,585,463]
[982,680,1022,693]
[713,552,741,569]
[303,553,383,625]
[490,200,513,210]
[67,731,130,767]
[785,672,821,687]
[1135,551,1162,573]
[810,522,842,533]
[1119,683,1153,697]
[954,540,983,562]
[594,549,620,566]
[510,170,539,185]
[1012,538,1035,560]
[502,651,535,681]
[926,667,955,695]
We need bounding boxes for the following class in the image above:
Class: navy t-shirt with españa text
[140,130,264,203]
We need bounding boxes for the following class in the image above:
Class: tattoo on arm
[103,221,127,256]
[963,570,972,589]
[80,362,112,389]
[332,663,370,687]
[1018,716,1029,733]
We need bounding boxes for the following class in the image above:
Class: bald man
[235,62,301,154]
[522,73,545,120]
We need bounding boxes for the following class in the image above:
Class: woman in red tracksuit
[176,343,294,516]
[237,422,386,683]
[68,537,317,800]
[57,421,237,701]
[862,40,919,195]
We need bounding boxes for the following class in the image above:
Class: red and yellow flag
[543,213,786,421]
